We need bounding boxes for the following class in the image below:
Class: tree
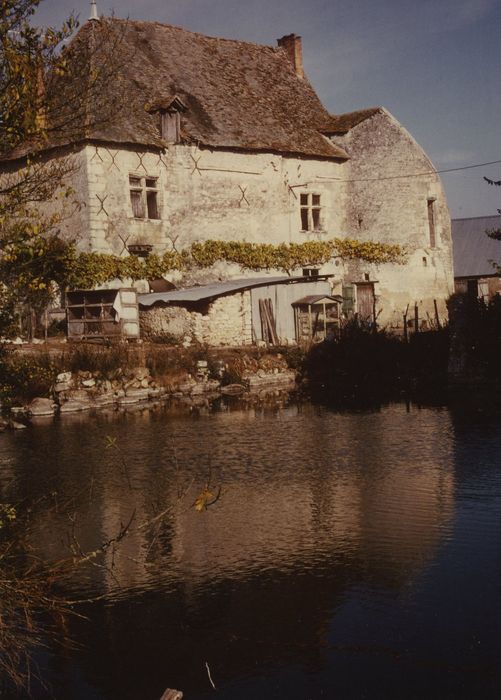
[0,1,74,321]
[0,2,129,327]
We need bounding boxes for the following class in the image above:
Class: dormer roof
[146,94,188,114]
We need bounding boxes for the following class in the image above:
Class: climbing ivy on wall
[0,236,407,298]
[62,249,186,289]
[63,238,406,288]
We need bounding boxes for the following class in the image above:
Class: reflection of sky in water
[1,401,500,699]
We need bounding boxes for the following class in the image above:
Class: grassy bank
[0,342,299,406]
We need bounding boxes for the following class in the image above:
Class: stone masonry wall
[201,292,253,346]
[330,108,454,328]
[5,119,454,331]
[140,291,253,346]
[139,305,193,340]
[62,144,346,263]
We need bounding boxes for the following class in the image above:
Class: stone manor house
[3,15,454,333]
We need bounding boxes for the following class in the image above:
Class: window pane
[300,208,309,230]
[147,190,159,219]
[130,190,145,218]
[129,176,141,187]
[300,194,308,205]
[145,178,157,189]
[312,208,321,230]
[312,194,321,206]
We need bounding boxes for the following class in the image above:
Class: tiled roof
[5,18,349,161]
[322,108,382,135]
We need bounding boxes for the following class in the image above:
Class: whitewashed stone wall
[64,144,346,258]
[8,113,454,330]
[140,291,253,346]
[329,108,454,327]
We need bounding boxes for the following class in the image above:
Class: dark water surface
[1,399,501,699]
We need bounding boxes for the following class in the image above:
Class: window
[427,198,436,247]
[300,193,323,231]
[129,175,159,220]
[161,111,181,143]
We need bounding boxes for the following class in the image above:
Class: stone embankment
[6,359,297,424]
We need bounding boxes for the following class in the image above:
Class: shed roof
[138,275,331,306]
[292,294,343,305]
[452,215,501,278]
[4,18,349,162]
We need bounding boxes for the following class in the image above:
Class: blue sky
[34,0,501,218]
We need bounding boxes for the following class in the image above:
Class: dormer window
[147,94,187,144]
[161,111,181,143]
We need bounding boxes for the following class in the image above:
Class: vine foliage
[7,237,405,293]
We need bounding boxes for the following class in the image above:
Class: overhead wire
[334,158,501,183]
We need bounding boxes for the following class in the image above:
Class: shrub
[0,352,58,402]
[304,322,448,405]
[62,343,143,377]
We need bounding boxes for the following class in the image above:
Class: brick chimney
[277,34,304,79]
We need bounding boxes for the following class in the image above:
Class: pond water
[1,398,501,699]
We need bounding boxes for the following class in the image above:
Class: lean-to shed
[138,276,334,346]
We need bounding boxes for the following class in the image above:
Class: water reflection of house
[452,215,501,300]
[168,406,455,590]
[5,405,457,697]
[15,405,455,595]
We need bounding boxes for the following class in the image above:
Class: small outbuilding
[452,215,501,301]
[292,295,344,342]
[138,276,336,346]
[66,288,140,341]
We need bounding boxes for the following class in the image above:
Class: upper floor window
[129,175,159,220]
[300,193,323,231]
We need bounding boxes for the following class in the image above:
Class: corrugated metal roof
[138,276,329,306]
[452,216,501,277]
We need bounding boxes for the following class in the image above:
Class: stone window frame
[129,174,160,220]
[300,192,324,232]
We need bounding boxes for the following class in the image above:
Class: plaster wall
[66,144,346,262]
[330,109,454,328]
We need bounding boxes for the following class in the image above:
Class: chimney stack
[277,34,304,79]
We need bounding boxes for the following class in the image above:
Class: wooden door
[356,283,375,322]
